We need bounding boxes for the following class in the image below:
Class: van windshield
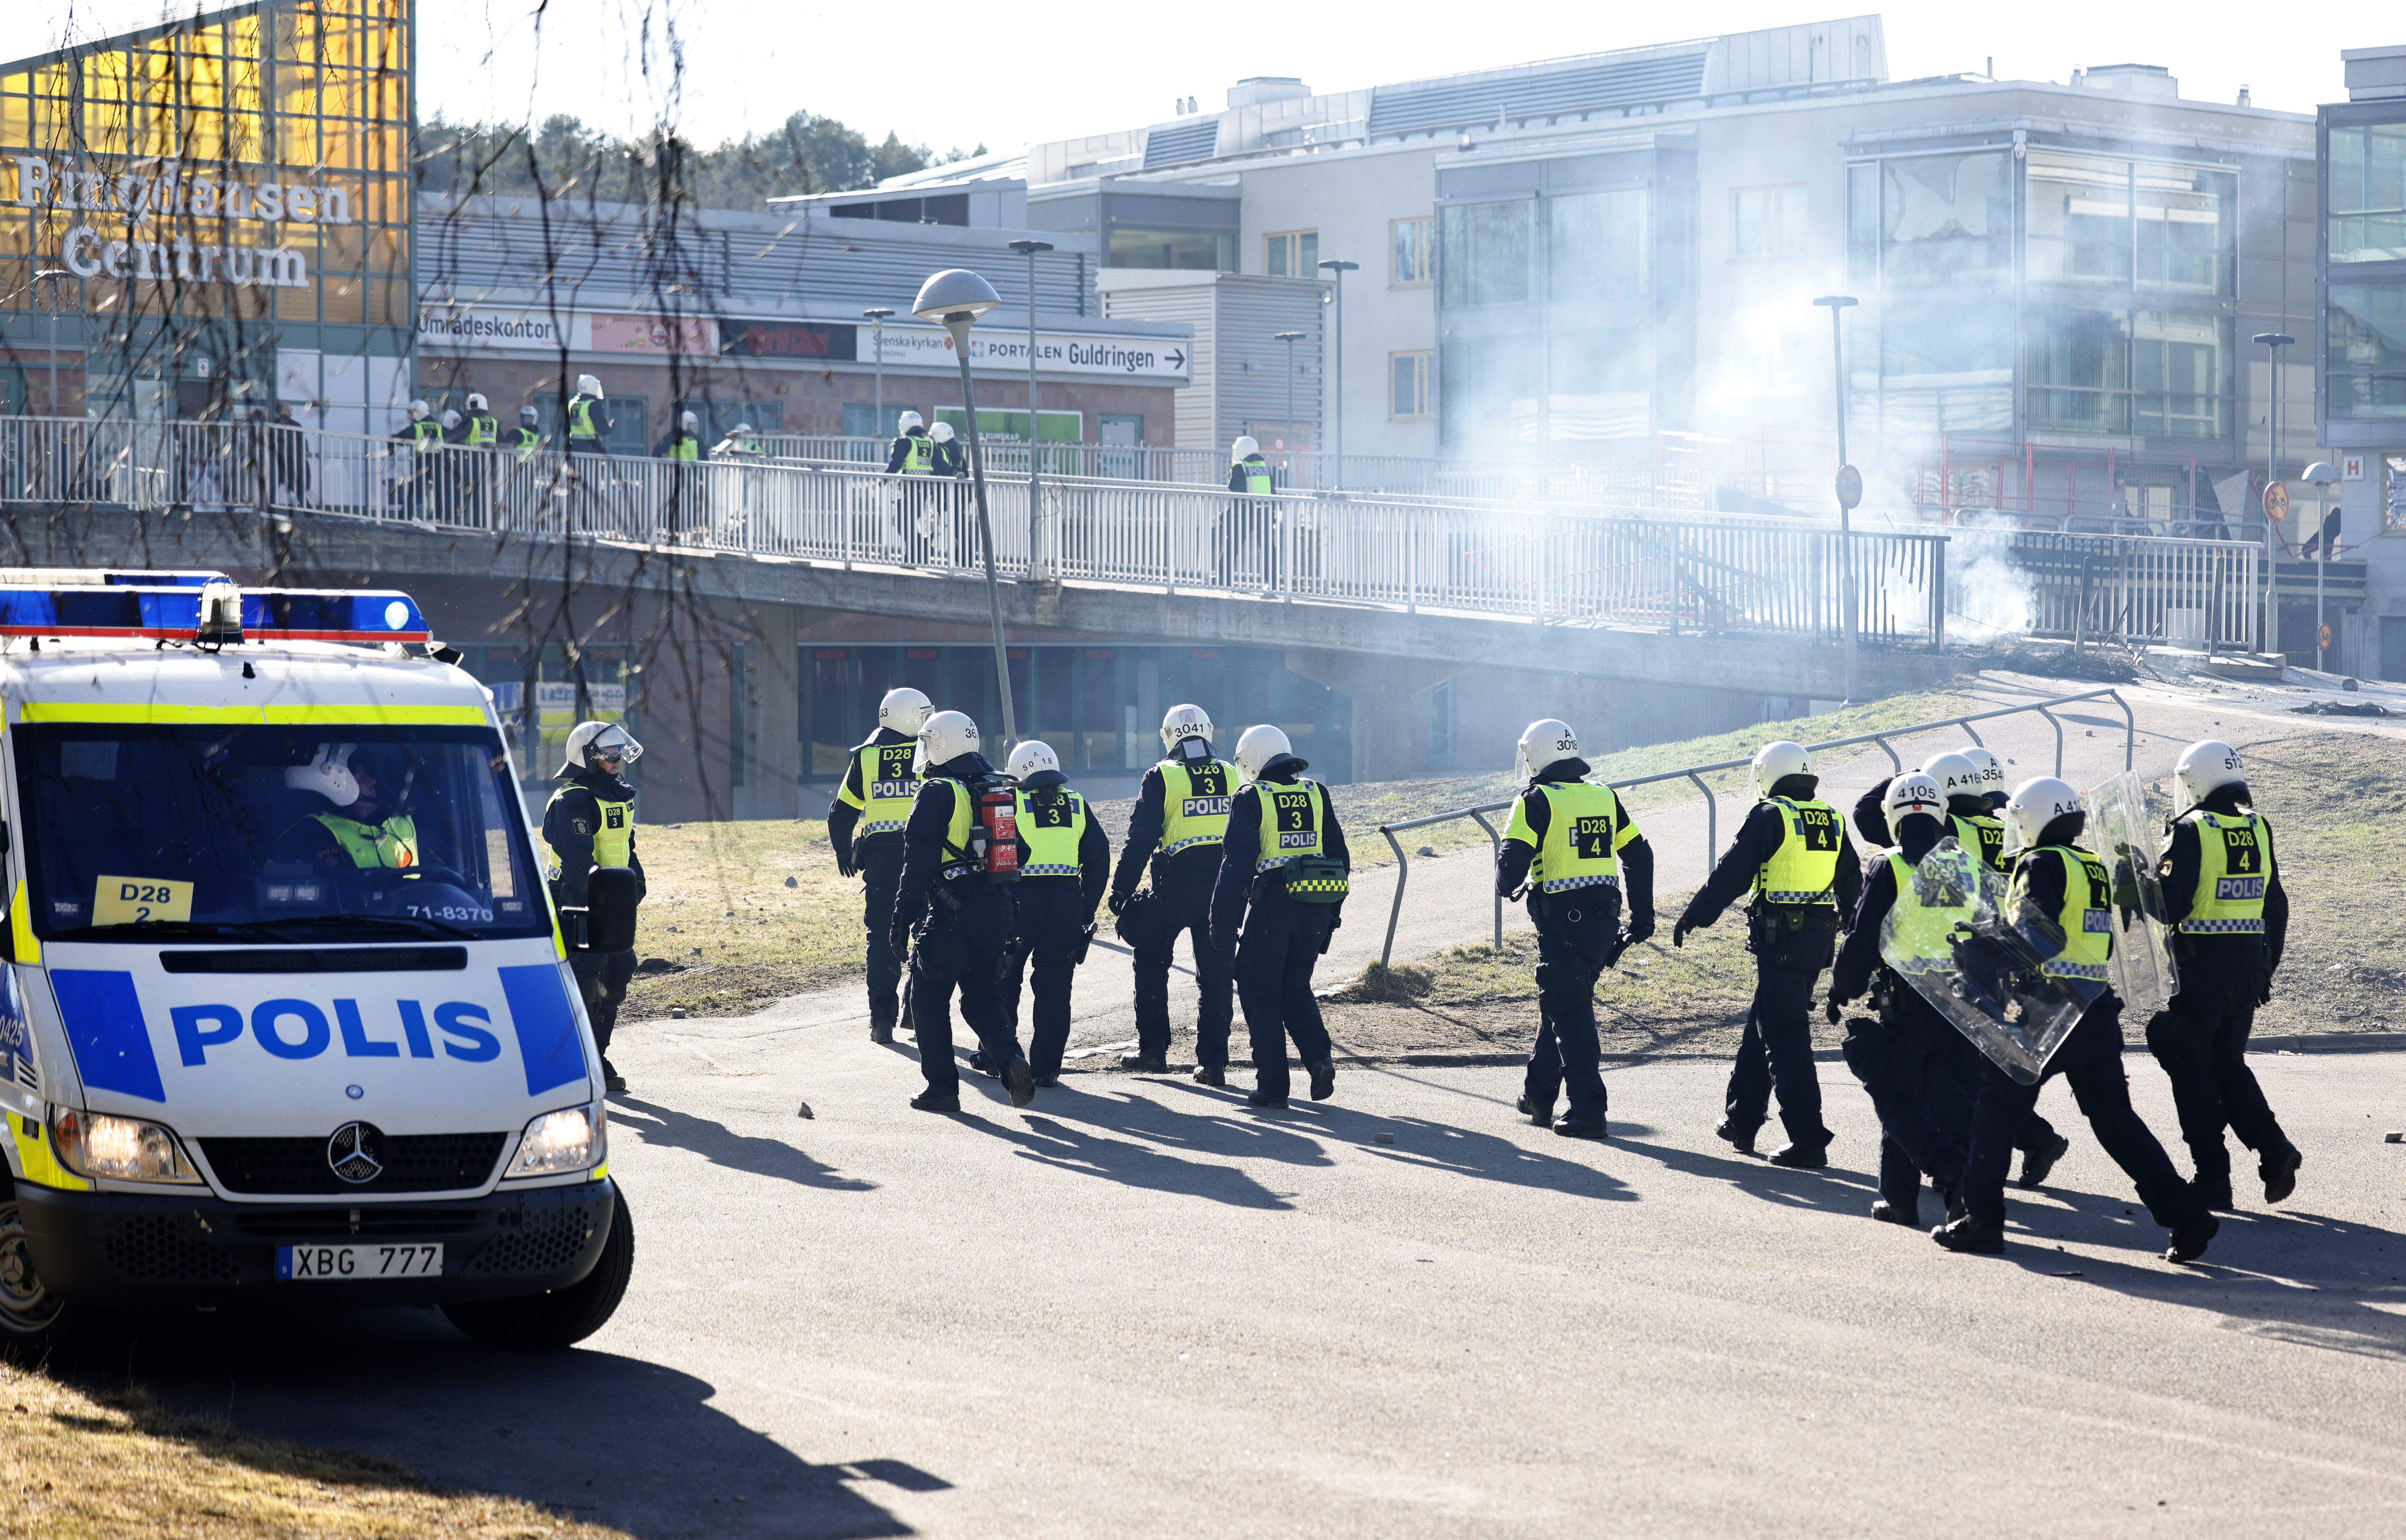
[13,724,549,943]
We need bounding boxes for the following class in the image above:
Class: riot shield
[1879,836,2089,1085]
[2084,770,2180,1015]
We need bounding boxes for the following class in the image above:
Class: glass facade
[2323,104,2406,443]
[0,1,414,419]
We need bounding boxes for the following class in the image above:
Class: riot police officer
[1210,725,1347,1108]
[1673,741,1859,1166]
[1493,720,1654,1140]
[2149,740,2300,1209]
[1921,750,2010,875]
[1000,740,1111,1086]
[1109,705,1238,1082]
[543,721,646,1096]
[887,711,1035,1113]
[1933,778,2216,1262]
[829,686,931,1044]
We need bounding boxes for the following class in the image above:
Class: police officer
[930,421,974,563]
[566,374,611,454]
[278,743,421,871]
[883,410,934,474]
[505,405,544,453]
[2148,740,2300,1209]
[1222,435,1274,586]
[711,421,763,460]
[656,410,704,461]
[930,419,968,478]
[1109,705,1238,1081]
[828,686,931,1044]
[1210,724,1347,1108]
[1673,740,1858,1166]
[887,710,1036,1112]
[1827,774,1979,1227]
[542,722,647,1097]
[1961,745,2008,810]
[1933,778,2216,1262]
[1921,751,2009,874]
[999,739,1111,1086]
[1493,720,1654,1140]
[460,393,499,448]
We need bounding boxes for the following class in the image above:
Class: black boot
[1715,1119,1757,1155]
[1516,1094,1555,1128]
[1247,1090,1289,1108]
[1870,1198,1919,1227]
[1005,1058,1037,1109]
[1307,1059,1336,1102]
[1933,1168,1968,1224]
[1119,1049,1169,1074]
[1552,1109,1609,1141]
[2260,1144,2302,1206]
[2166,1212,2221,1263]
[869,1012,895,1046]
[1931,1214,2005,1254]
[1193,1063,1227,1087]
[1767,1141,1828,1169]
[601,1057,627,1096]
[2192,1167,2234,1212]
[2016,1132,2072,1188]
[909,1089,960,1113]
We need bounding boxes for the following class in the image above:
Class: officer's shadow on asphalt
[74,1312,929,1540]
[610,1095,875,1193]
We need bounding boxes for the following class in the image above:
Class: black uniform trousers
[858,836,907,1029]
[570,947,637,1056]
[908,889,1025,1096]
[999,879,1086,1078]
[1231,884,1334,1098]
[1724,910,1836,1148]
[2145,967,2289,1177]
[1842,995,1978,1211]
[1133,879,1234,1067]
[1523,902,1617,1118]
[1961,994,2205,1233]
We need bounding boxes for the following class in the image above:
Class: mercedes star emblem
[327,1121,384,1184]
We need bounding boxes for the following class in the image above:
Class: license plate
[277,1243,444,1281]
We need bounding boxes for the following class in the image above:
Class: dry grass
[621,817,859,1023]
[0,1361,629,1539]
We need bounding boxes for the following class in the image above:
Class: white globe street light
[914,268,1017,742]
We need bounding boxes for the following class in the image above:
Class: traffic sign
[2319,622,2333,652]
[2264,481,2289,522]
[1835,463,1863,511]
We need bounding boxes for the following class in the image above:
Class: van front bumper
[14,1177,617,1310]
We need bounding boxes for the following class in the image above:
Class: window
[1107,228,1233,270]
[2327,282,2406,420]
[1866,153,2012,288]
[1439,199,1535,308]
[1265,229,1319,278]
[1427,678,1456,768]
[1390,351,1433,419]
[1548,188,1650,301]
[2026,308,2132,434]
[2385,455,2406,532]
[2134,163,2235,294]
[1874,302,2013,436]
[1733,185,1807,258]
[1392,217,1434,286]
[2330,123,2406,264]
[1439,334,1538,453]
[2131,312,2229,439]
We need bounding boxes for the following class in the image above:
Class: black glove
[887,923,912,963]
[1329,910,1343,932]
[1824,996,1844,1025]
[1624,912,1655,945]
[1107,890,1130,916]
[1672,920,1693,949]
[2258,978,2273,1007]
[836,845,857,879]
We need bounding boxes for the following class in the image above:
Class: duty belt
[2179,917,2266,934]
[1254,853,1301,873]
[1540,873,1619,894]
[2043,961,2111,981]
[860,817,907,836]
[1760,890,1833,905]
[1020,863,1081,878]
[1161,834,1223,855]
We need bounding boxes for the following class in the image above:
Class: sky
[29,0,2388,157]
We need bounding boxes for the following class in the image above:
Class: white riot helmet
[877,686,933,737]
[1160,703,1214,755]
[1747,740,1813,801]
[440,409,462,430]
[520,405,540,424]
[2002,776,2083,853]
[732,422,753,435]
[930,421,956,443]
[915,710,980,772]
[559,721,643,776]
[466,392,489,412]
[576,374,602,397]
[1516,719,1581,782]
[1229,435,1260,463]
[1006,739,1060,779]
[681,410,699,432]
[1882,772,1946,826]
[898,410,924,432]
[407,398,429,420]
[285,742,359,807]
[1960,745,2006,804]
[2173,739,2246,811]
[1231,723,1295,782]
[1921,750,1984,803]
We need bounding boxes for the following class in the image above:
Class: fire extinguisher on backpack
[966,776,1020,881]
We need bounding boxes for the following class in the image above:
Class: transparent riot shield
[1879,836,2090,1085]
[2084,770,2180,1016]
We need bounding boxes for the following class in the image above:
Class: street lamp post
[862,307,892,455]
[914,268,1017,742]
[1814,295,1861,704]
[1274,330,1304,485]
[2304,460,2341,671]
[1007,239,1053,577]
[1316,259,1358,481]
[2253,332,2294,659]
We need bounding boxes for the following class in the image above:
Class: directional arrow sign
[1167,348,1187,371]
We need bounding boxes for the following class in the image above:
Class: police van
[0,570,630,1349]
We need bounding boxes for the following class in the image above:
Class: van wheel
[441,1190,633,1350]
[0,1192,68,1355]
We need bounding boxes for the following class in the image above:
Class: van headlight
[505,1102,605,1178]
[52,1110,203,1185]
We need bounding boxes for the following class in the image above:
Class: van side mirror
[583,866,641,953]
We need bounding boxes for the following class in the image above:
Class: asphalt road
[100,1012,2406,1539]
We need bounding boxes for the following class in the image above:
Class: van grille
[197,1133,508,1195]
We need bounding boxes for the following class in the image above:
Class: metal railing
[1371,688,2136,966]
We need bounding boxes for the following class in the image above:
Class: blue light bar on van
[0,584,429,644]
[0,567,229,589]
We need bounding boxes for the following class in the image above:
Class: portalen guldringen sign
[8,154,356,290]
